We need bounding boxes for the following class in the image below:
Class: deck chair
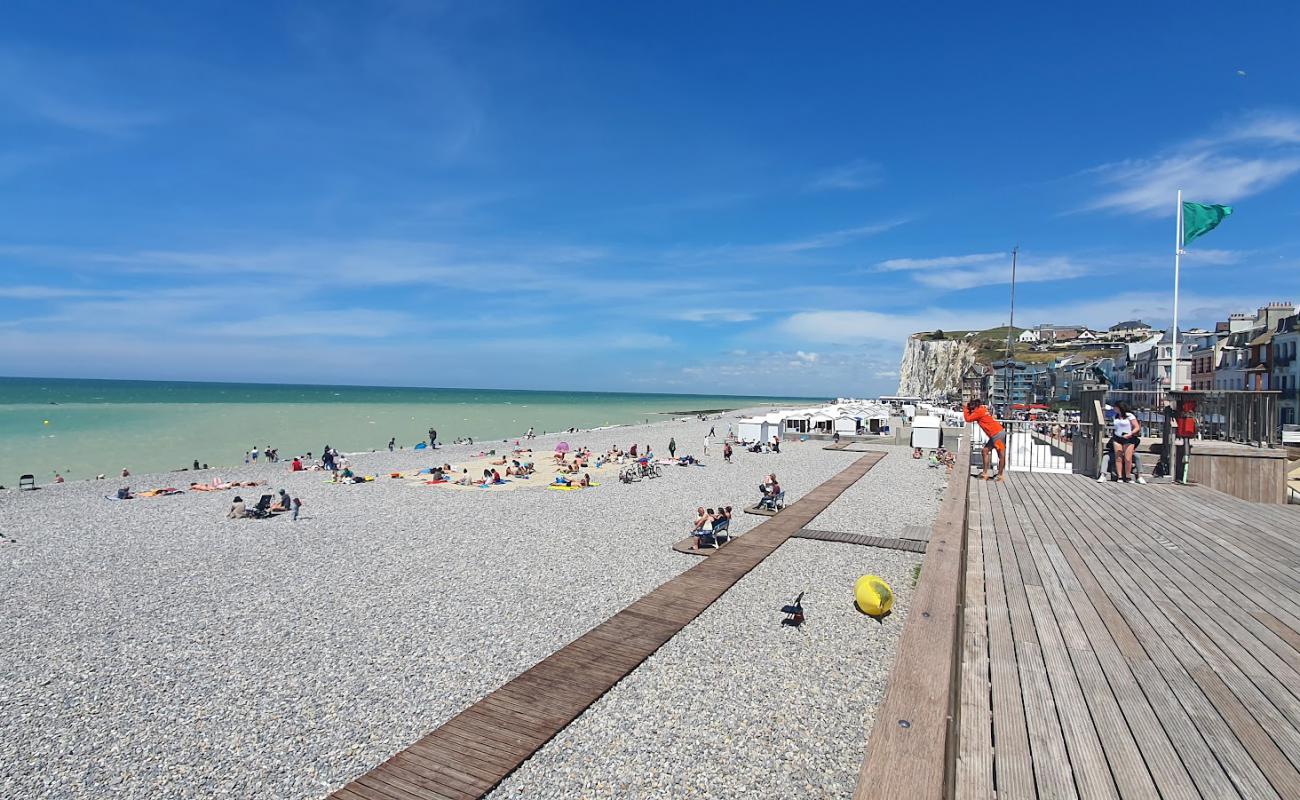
[711,517,731,542]
[248,494,274,519]
[697,527,719,549]
[19,474,36,490]
[759,490,785,511]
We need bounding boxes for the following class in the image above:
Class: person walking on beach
[723,442,733,463]
[292,497,302,521]
[526,426,535,440]
[708,425,716,438]
[964,399,1006,481]
[703,434,710,456]
[388,437,395,452]
[668,437,677,458]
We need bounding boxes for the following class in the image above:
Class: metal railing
[968,418,1090,473]
[1097,389,1281,447]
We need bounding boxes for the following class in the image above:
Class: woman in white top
[1111,402,1142,483]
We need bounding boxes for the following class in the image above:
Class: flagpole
[1171,188,1183,398]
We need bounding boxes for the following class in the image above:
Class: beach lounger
[19,474,36,491]
[758,491,785,512]
[711,517,731,542]
[248,494,275,518]
[696,527,719,549]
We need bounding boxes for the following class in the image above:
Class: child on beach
[291,497,302,521]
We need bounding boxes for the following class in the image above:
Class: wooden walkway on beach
[331,450,885,800]
[858,461,1300,800]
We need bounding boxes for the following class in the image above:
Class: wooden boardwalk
[331,450,885,800]
[958,473,1300,800]
[793,528,928,553]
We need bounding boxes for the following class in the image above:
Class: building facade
[1273,315,1300,425]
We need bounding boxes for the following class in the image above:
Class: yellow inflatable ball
[854,574,894,618]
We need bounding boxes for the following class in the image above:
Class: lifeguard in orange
[964,399,1006,482]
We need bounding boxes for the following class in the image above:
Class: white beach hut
[833,413,860,435]
[736,416,768,443]
[911,414,943,449]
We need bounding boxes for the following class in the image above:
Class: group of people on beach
[689,505,734,550]
[244,445,279,464]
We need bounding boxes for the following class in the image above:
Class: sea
[0,377,820,481]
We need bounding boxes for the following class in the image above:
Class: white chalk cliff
[896,335,977,398]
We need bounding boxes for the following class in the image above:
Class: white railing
[968,419,1084,474]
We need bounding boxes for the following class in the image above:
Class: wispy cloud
[871,251,1087,290]
[672,309,758,323]
[0,48,162,136]
[776,290,1289,348]
[806,159,880,192]
[914,256,1089,290]
[1082,111,1300,215]
[876,252,1006,272]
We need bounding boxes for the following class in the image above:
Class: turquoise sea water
[0,377,820,480]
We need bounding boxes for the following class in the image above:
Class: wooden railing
[853,433,972,800]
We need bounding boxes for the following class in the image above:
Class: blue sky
[3,2,1300,397]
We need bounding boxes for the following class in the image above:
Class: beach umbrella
[556,441,570,453]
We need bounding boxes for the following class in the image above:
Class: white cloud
[794,351,819,362]
[806,159,881,192]
[672,309,758,323]
[870,251,1089,289]
[912,256,1089,290]
[1083,111,1300,215]
[607,333,673,350]
[780,309,1005,345]
[876,252,1005,272]
[776,290,1292,350]
[1178,248,1244,266]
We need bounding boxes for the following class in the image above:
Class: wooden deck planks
[330,451,888,800]
[1008,472,1300,799]
[890,463,1300,800]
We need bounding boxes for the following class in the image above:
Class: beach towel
[137,488,183,497]
[414,442,427,450]
[425,479,448,485]
[478,479,511,488]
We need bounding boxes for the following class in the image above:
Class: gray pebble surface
[487,449,938,800]
[0,411,884,799]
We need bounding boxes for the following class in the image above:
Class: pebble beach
[0,411,946,799]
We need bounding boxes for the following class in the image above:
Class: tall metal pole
[1171,189,1183,397]
[1004,246,1019,413]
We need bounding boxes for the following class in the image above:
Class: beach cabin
[738,413,784,443]
[810,411,837,434]
[864,411,890,434]
[833,413,860,435]
[910,415,943,449]
[782,411,813,435]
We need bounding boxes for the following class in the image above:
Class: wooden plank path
[793,528,928,553]
[331,450,886,800]
[956,472,1300,800]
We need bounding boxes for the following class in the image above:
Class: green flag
[1182,202,1233,247]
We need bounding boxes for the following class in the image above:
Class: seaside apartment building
[1273,315,1300,424]
[1106,320,1154,340]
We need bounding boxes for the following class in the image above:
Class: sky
[3,1,1300,398]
